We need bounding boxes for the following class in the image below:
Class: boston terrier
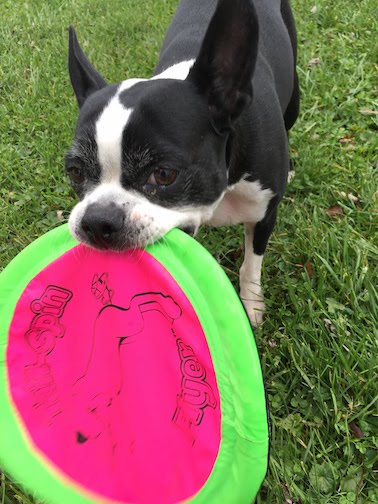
[66,0,299,326]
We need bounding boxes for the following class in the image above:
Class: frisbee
[0,224,268,504]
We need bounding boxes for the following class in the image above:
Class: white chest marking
[209,180,274,226]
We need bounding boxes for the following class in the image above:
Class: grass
[0,0,377,502]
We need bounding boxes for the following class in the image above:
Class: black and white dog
[66,0,299,326]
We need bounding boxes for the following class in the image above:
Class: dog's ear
[68,26,107,108]
[187,0,259,135]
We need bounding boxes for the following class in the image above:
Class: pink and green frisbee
[0,224,269,503]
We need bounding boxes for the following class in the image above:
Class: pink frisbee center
[7,245,221,503]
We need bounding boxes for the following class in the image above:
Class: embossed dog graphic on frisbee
[73,291,182,444]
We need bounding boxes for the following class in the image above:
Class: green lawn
[1,0,377,503]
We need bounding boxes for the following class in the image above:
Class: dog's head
[66,0,258,250]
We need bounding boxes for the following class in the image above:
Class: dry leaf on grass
[338,191,359,203]
[325,205,344,217]
[281,482,295,504]
[349,421,365,438]
[324,318,336,333]
[268,339,279,348]
[348,193,359,202]
[305,260,314,279]
[338,134,356,145]
[308,57,321,68]
[359,107,378,115]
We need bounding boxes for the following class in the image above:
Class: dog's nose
[81,203,124,248]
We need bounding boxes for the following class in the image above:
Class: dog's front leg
[240,209,277,327]
[240,224,265,327]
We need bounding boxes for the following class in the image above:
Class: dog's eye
[147,168,178,186]
[67,166,85,185]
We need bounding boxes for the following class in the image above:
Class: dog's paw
[240,279,265,327]
[241,297,266,327]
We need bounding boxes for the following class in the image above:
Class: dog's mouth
[68,191,209,251]
[72,202,157,251]
[77,227,156,251]
[76,224,197,251]
[78,225,197,251]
